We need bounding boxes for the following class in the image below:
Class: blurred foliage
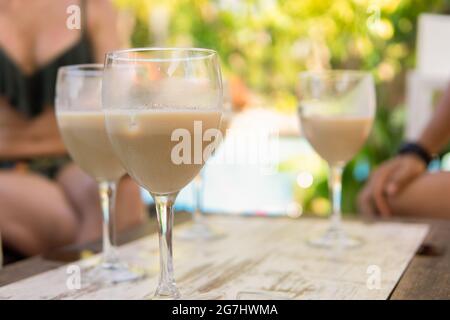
[113,0,450,214]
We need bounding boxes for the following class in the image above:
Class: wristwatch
[397,142,433,166]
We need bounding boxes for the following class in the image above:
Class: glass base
[151,293,226,300]
[149,286,225,300]
[179,292,226,300]
[152,282,181,300]
[236,290,294,300]
[308,227,362,249]
[177,222,225,241]
[84,261,145,285]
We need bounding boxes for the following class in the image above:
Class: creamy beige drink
[57,111,125,181]
[301,115,372,166]
[106,109,222,195]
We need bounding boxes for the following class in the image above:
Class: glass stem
[98,181,119,267]
[153,193,180,299]
[193,172,204,226]
[329,165,344,233]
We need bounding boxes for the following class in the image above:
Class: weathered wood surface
[0,211,189,287]
[389,218,450,300]
[0,216,429,300]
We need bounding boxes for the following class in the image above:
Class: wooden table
[0,213,448,299]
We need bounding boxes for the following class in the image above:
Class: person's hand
[358,155,427,217]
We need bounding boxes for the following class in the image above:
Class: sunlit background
[112,0,450,216]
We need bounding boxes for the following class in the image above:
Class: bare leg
[0,171,78,256]
[0,164,148,256]
[387,172,450,219]
[115,176,147,232]
[56,164,146,245]
[56,164,102,244]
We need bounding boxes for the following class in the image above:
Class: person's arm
[418,83,450,155]
[358,82,450,216]
[381,82,450,196]
[86,0,121,63]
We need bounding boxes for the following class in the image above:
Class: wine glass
[55,64,143,284]
[102,48,223,299]
[298,70,375,249]
[176,170,222,240]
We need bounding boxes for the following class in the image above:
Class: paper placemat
[0,216,429,300]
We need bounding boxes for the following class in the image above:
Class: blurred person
[0,0,145,259]
[358,83,450,219]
